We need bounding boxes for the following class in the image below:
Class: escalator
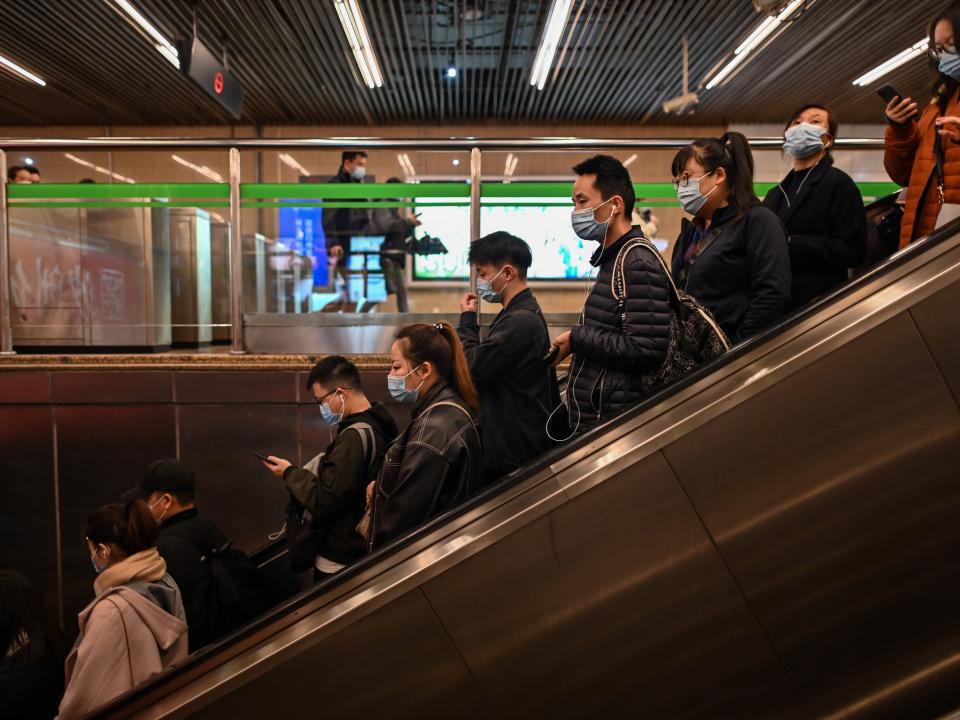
[93,212,960,720]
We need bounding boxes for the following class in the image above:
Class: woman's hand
[885,96,919,125]
[264,456,291,478]
[937,116,960,143]
[366,480,376,506]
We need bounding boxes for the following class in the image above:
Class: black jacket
[458,288,559,481]
[762,162,867,309]
[672,203,791,343]
[283,403,398,564]
[0,645,64,720]
[369,206,415,270]
[370,382,482,549]
[156,508,231,653]
[321,166,370,267]
[567,227,672,436]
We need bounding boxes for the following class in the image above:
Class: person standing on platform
[457,231,559,485]
[322,150,371,308]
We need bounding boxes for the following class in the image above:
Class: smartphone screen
[252,452,271,462]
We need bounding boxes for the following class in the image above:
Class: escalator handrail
[97,193,960,717]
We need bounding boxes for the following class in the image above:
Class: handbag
[611,238,730,393]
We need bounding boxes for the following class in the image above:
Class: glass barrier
[0,141,898,354]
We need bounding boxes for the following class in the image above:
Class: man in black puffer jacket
[551,155,672,437]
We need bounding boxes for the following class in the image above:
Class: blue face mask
[477,267,509,304]
[571,197,615,242]
[90,549,105,575]
[784,122,827,159]
[319,391,344,425]
[941,49,960,81]
[676,172,715,216]
[350,165,366,181]
[387,364,424,404]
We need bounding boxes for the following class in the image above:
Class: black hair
[78,178,96,184]
[571,155,636,218]
[341,151,368,164]
[7,165,27,181]
[306,355,362,391]
[784,103,838,165]
[84,499,159,558]
[467,231,532,279]
[671,131,759,219]
[0,570,66,670]
[27,166,40,176]
[929,6,960,106]
[395,322,479,412]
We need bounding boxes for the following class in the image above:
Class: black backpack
[164,522,268,645]
[612,238,730,392]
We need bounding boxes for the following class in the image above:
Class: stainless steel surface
[0,148,12,355]
[0,136,886,150]
[229,147,245,354]
[469,146,481,323]
[168,208,212,345]
[210,223,231,343]
[909,280,960,407]
[86,216,960,718]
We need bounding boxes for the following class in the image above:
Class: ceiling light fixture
[171,154,224,182]
[397,152,416,179]
[704,0,805,90]
[107,0,180,69]
[279,153,311,176]
[852,38,928,87]
[623,154,638,167]
[64,152,136,183]
[503,153,519,183]
[0,52,46,86]
[529,0,573,91]
[334,0,384,89]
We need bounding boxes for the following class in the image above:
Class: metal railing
[0,135,888,355]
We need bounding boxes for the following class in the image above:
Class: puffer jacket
[884,81,960,248]
[566,226,671,437]
[370,382,482,548]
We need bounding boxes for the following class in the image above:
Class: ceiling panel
[0,0,948,127]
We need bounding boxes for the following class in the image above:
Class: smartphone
[541,345,560,368]
[877,84,902,104]
[252,451,271,462]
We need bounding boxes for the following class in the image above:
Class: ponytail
[671,131,759,220]
[84,499,159,557]
[395,322,480,412]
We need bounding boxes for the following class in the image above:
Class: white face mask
[149,495,169,523]
[350,165,366,181]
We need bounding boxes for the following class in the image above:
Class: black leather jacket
[567,227,672,436]
[370,382,482,549]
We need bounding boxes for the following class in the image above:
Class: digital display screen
[412,199,595,281]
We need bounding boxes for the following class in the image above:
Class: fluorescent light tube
[279,153,311,176]
[852,38,928,86]
[623,154,638,167]
[397,152,416,178]
[335,0,383,88]
[107,0,180,69]
[171,154,223,183]
[705,0,804,90]
[64,152,136,183]
[0,53,46,86]
[530,0,573,91]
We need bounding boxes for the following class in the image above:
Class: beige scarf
[93,546,167,596]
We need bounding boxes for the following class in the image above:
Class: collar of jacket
[335,166,358,183]
[160,507,198,531]
[681,203,738,239]
[94,546,167,597]
[491,287,536,325]
[590,225,645,267]
[411,379,454,419]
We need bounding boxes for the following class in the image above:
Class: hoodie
[284,402,399,565]
[58,548,188,720]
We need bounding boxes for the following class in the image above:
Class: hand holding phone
[877,84,901,104]
[881,85,919,125]
[252,451,271,462]
[541,345,560,368]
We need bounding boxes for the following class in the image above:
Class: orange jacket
[883,86,960,248]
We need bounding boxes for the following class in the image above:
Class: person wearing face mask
[263,356,397,578]
[368,322,482,548]
[7,166,31,184]
[762,105,867,309]
[130,459,265,653]
[456,232,559,485]
[321,150,371,307]
[885,7,960,247]
[58,500,187,720]
[671,132,791,343]
[547,155,673,438]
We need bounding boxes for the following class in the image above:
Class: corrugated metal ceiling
[0,0,948,127]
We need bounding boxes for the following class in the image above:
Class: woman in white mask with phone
[762,105,867,310]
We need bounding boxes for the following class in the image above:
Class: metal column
[469,146,481,324]
[229,147,246,354]
[0,149,14,355]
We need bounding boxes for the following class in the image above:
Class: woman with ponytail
[670,131,791,342]
[59,500,187,719]
[368,321,482,548]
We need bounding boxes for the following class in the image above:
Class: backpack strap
[344,421,377,477]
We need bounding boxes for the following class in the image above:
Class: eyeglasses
[929,42,957,61]
[315,387,351,405]
[672,171,711,190]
